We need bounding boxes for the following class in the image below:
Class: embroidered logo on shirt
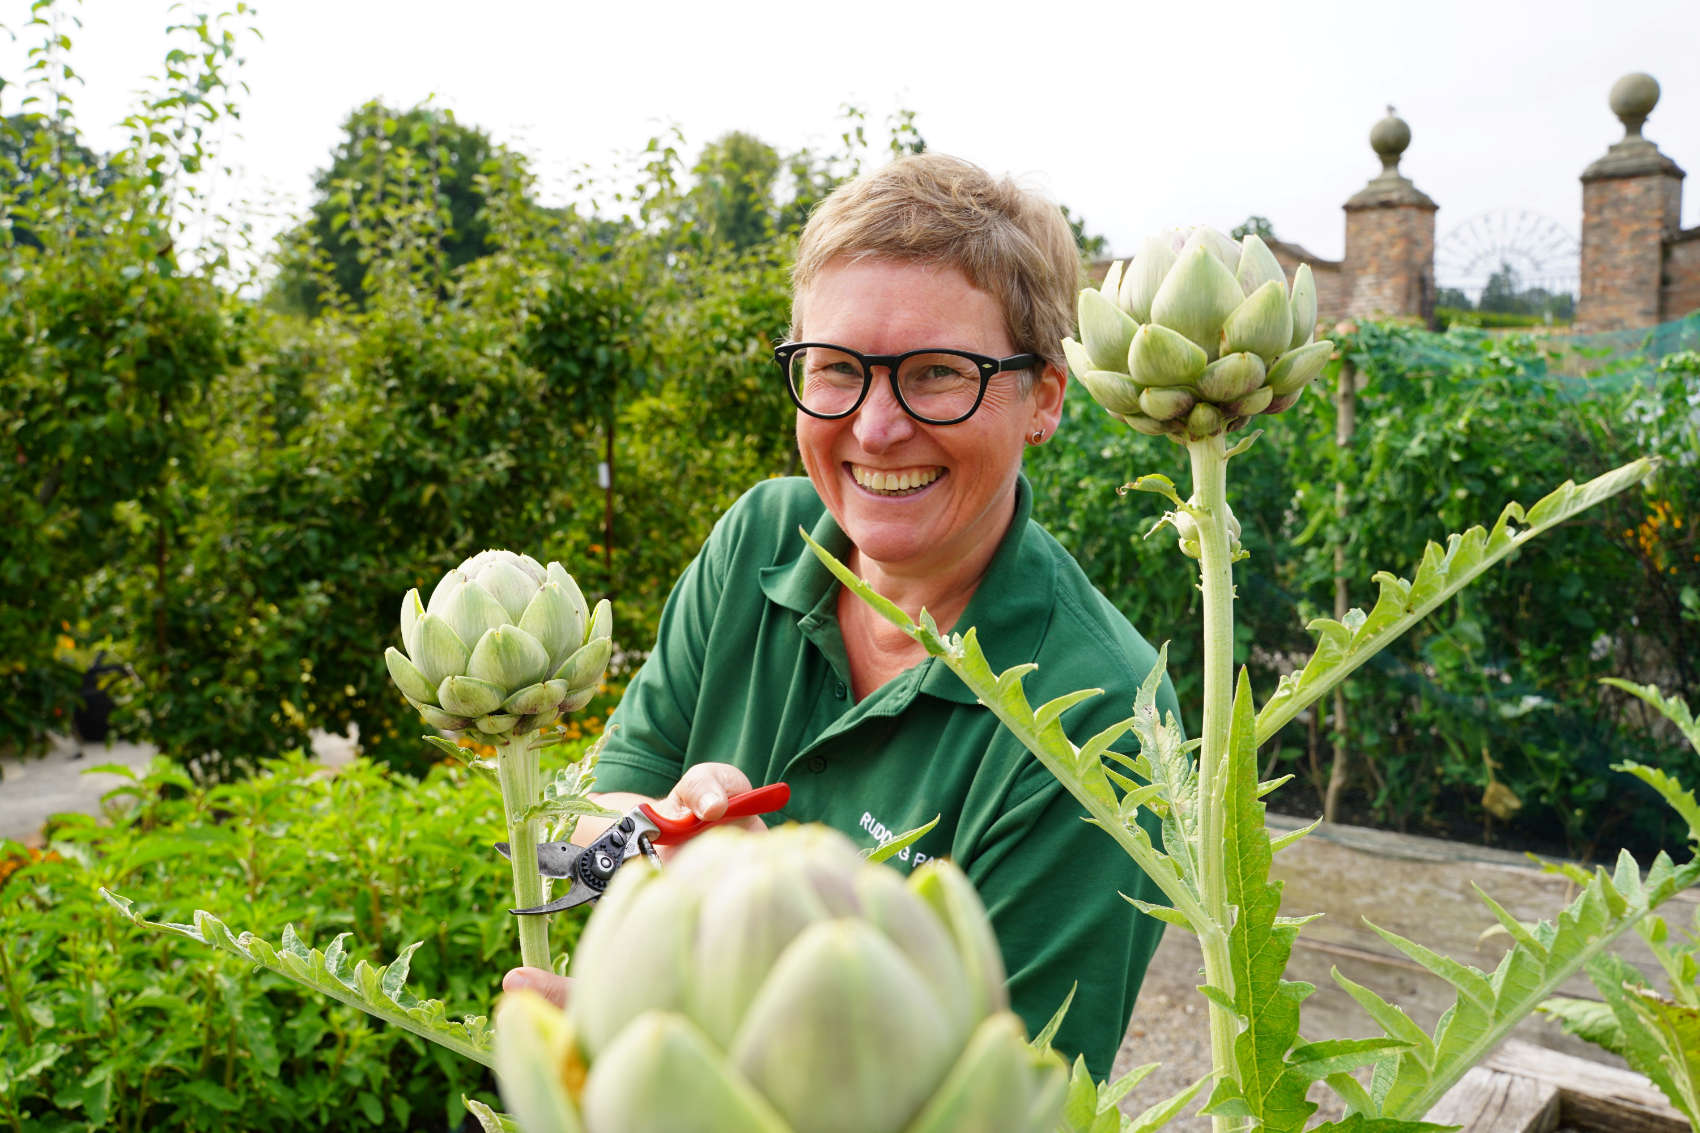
[858,810,932,868]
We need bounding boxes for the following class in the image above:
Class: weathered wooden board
[1431,1040,1690,1132]
[1427,1059,1561,1132]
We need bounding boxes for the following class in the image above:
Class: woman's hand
[503,966,573,1008]
[648,762,768,860]
[658,762,762,825]
[500,764,768,1004]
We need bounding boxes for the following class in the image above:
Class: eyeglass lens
[787,346,983,423]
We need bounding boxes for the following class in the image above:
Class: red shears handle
[637,782,790,845]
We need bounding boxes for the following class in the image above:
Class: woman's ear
[1032,360,1067,436]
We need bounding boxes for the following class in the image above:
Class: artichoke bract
[494,825,1067,1133]
[384,549,612,740]
[1067,227,1334,439]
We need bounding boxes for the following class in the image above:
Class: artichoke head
[495,825,1067,1133]
[385,549,612,741]
[1073,225,1333,438]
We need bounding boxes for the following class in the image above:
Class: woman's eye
[814,361,862,382]
[914,362,972,383]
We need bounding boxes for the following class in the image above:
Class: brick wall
[1269,241,1347,330]
[1663,229,1700,321]
[1343,205,1437,324]
[1577,172,1685,332]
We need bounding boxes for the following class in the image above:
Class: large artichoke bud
[1065,227,1334,439]
[384,549,612,740]
[494,825,1067,1133]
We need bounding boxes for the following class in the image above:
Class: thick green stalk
[1186,433,1241,1128]
[496,734,551,971]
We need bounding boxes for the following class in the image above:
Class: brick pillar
[1342,109,1438,325]
[1576,73,1685,333]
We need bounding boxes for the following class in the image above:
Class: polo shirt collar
[758,475,1055,705]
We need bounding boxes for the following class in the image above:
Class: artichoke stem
[496,733,552,971]
[1186,433,1242,1127]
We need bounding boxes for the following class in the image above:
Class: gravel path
[0,732,356,845]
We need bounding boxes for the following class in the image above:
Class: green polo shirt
[595,475,1177,1079]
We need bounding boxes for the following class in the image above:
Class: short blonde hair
[790,153,1079,377]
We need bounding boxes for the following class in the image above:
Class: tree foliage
[268,102,511,314]
[1439,261,1575,325]
[0,113,121,249]
[1231,215,1276,241]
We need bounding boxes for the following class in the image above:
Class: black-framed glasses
[775,342,1042,426]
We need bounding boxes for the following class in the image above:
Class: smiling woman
[508,153,1183,1081]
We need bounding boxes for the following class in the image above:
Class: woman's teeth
[852,466,943,494]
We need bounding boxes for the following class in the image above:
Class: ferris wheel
[1433,209,1580,303]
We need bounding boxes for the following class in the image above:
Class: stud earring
[1029,429,1045,445]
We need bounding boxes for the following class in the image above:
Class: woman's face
[794,257,1065,581]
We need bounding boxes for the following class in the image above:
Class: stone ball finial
[1609,72,1660,138]
[1370,106,1411,174]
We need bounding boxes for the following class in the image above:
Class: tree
[1478,260,1525,315]
[269,102,506,312]
[678,109,929,253]
[1435,286,1474,311]
[686,131,782,253]
[1,114,122,249]
[1231,215,1276,241]
[1061,204,1108,259]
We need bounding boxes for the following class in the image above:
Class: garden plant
[1541,679,1700,1129]
[96,229,1700,1132]
[798,229,1700,1131]
[3,751,559,1131]
[102,551,617,1119]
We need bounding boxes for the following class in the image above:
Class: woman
[507,153,1179,1080]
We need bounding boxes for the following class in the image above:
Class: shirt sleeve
[591,508,731,798]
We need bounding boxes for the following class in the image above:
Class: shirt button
[833,681,847,699]
[807,756,827,774]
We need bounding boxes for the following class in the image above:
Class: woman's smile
[848,463,946,496]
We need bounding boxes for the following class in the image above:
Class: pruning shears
[494,782,790,916]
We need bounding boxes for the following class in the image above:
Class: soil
[1111,929,1351,1130]
[1100,807,1698,1130]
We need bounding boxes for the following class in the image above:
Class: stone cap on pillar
[1346,106,1438,211]
[1582,72,1685,181]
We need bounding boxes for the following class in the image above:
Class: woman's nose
[851,370,918,449]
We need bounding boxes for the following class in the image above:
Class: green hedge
[0,746,594,1130]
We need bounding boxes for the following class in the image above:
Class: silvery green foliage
[494,825,1068,1133]
[1065,228,1332,440]
[385,550,612,740]
[99,891,495,1068]
[1541,683,1700,1130]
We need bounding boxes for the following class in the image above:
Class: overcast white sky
[4,0,1697,288]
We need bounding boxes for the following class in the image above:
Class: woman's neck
[845,537,995,638]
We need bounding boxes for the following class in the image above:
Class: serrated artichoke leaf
[1255,458,1657,748]
[100,889,494,1067]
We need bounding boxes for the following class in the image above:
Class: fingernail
[696,790,725,818]
[503,967,546,993]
